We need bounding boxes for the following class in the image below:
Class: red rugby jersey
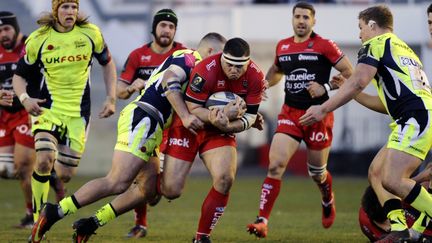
[274,32,344,109]
[119,41,187,84]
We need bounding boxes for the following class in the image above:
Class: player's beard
[1,33,17,50]
[154,33,174,48]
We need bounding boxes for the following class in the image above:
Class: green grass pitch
[0,175,369,242]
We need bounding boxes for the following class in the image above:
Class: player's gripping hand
[128,78,146,94]
[209,108,229,131]
[251,112,264,131]
[22,97,46,116]
[307,81,326,99]
[223,96,246,120]
[330,74,345,89]
[0,90,14,106]
[99,96,116,118]
[181,114,204,135]
[299,105,326,126]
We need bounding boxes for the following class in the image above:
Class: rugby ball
[205,91,241,109]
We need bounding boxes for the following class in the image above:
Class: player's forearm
[12,74,28,97]
[102,60,117,101]
[167,92,192,121]
[322,76,363,114]
[116,82,133,100]
[265,64,283,87]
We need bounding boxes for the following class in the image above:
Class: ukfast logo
[169,138,190,148]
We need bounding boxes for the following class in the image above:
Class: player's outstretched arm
[299,63,376,126]
[99,59,117,118]
[265,64,283,88]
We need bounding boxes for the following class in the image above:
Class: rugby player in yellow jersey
[30,33,226,243]
[12,0,117,232]
[300,5,432,242]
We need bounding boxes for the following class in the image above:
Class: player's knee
[307,163,327,183]
[163,185,182,200]
[0,153,15,179]
[267,162,285,178]
[214,174,234,194]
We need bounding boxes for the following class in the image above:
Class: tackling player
[30,32,226,243]
[117,8,187,238]
[300,5,432,242]
[247,1,353,238]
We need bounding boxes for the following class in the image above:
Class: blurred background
[3,0,431,177]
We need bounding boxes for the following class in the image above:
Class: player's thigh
[306,146,330,167]
[55,144,81,177]
[383,148,422,180]
[108,150,148,185]
[14,143,35,169]
[269,133,300,167]
[134,156,159,194]
[201,145,237,181]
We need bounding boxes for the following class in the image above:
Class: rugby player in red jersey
[161,37,265,243]
[246,1,353,238]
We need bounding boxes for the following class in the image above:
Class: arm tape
[240,113,257,131]
[323,83,331,93]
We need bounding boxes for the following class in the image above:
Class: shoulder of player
[311,33,339,47]
[276,37,293,47]
[76,23,104,39]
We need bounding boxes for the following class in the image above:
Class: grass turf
[0,175,369,242]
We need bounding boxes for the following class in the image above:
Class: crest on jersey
[190,74,206,93]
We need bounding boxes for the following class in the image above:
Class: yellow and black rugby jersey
[358,33,432,120]
[134,49,202,128]
[21,23,109,117]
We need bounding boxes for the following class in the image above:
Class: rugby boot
[31,203,61,243]
[125,225,147,238]
[72,216,99,243]
[322,193,336,228]
[192,235,212,243]
[246,216,268,238]
[374,229,412,243]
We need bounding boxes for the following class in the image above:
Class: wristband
[19,93,30,103]
[323,83,331,92]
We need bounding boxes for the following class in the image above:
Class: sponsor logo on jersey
[281,44,289,50]
[138,67,156,77]
[169,137,190,148]
[190,74,205,93]
[286,68,315,81]
[206,59,216,71]
[217,80,225,87]
[278,119,295,126]
[298,54,318,61]
[399,56,420,67]
[0,65,5,71]
[74,40,86,48]
[278,55,291,62]
[45,54,89,64]
[0,53,3,59]
[141,55,151,62]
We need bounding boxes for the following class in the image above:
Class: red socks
[258,177,281,220]
[317,172,333,202]
[134,204,147,227]
[195,187,229,239]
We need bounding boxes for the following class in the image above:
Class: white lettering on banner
[169,138,190,148]
[309,132,328,142]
